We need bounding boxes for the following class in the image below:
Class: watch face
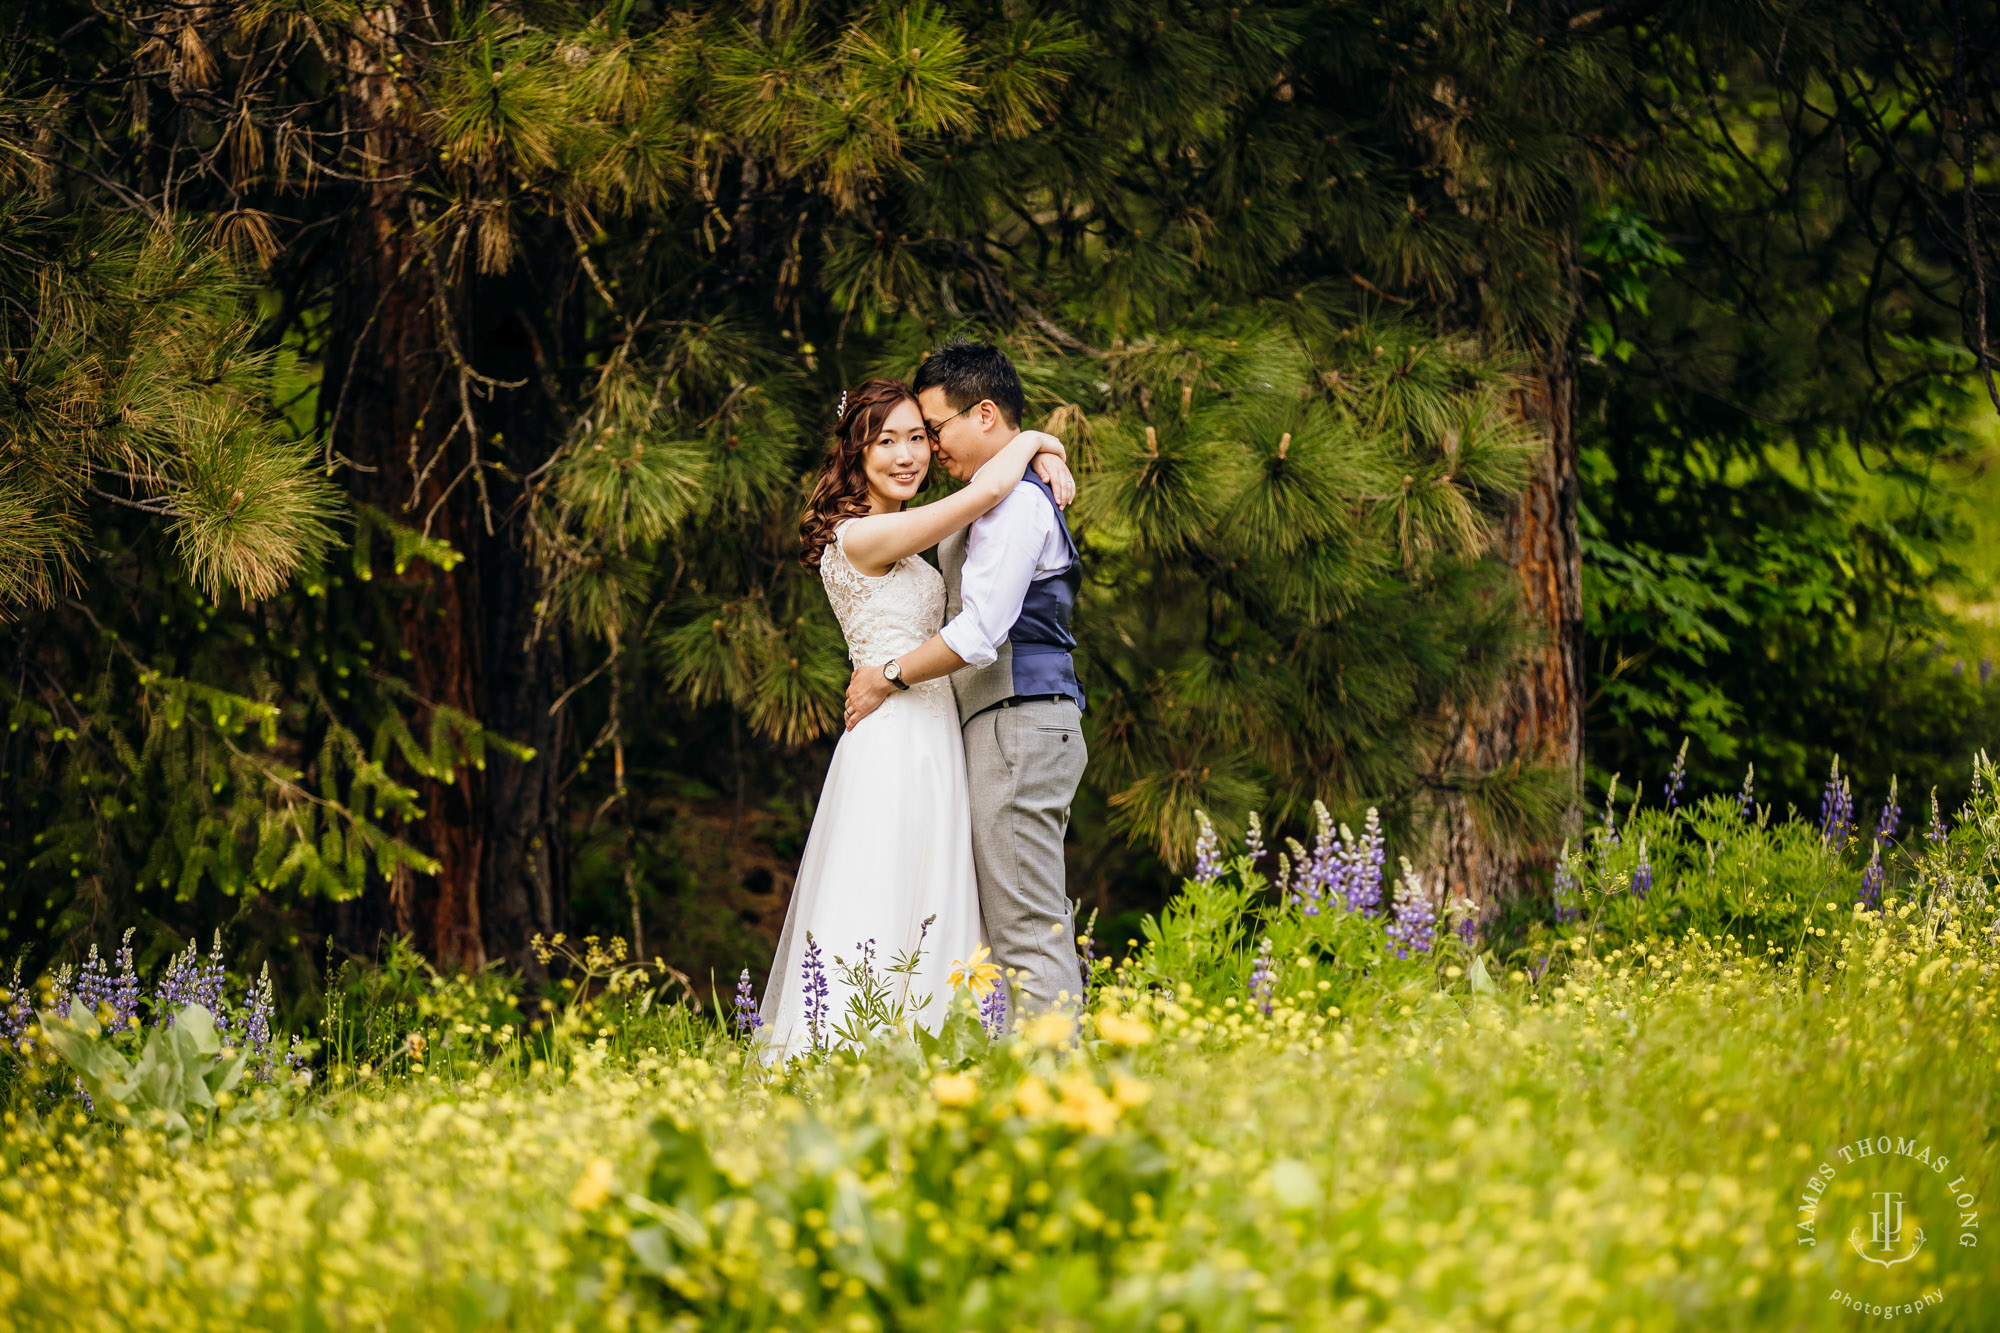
[885,661,900,681]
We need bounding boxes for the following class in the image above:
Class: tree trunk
[1434,323,1586,904]
[322,5,566,973]
[468,263,572,970]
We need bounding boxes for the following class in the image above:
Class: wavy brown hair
[799,378,922,570]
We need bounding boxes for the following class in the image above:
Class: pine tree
[0,80,338,613]
[11,0,1996,978]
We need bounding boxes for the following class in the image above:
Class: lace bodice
[821,522,952,713]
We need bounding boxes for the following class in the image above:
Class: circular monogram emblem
[1795,1132,1981,1318]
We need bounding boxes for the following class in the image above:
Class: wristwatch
[883,659,911,691]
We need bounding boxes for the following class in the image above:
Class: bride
[757,378,1071,1059]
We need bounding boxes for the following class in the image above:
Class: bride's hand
[1031,453,1076,508]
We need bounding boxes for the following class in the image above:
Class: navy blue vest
[940,468,1086,721]
[1003,471,1085,711]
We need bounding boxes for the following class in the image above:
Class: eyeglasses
[922,402,977,441]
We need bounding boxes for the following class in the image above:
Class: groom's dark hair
[913,337,1025,429]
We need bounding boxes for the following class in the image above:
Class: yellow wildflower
[1111,1075,1151,1109]
[931,1073,979,1107]
[947,944,1002,997]
[568,1156,615,1211]
[1025,1012,1074,1048]
[1014,1076,1054,1118]
[1055,1076,1121,1136]
[1096,1010,1155,1046]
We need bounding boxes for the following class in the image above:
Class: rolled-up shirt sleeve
[938,485,1054,668]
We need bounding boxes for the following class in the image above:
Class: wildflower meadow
[2,754,1997,1330]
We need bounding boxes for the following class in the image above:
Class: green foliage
[1575,9,2000,809]
[2,769,1999,1327]
[35,1003,254,1145]
[316,935,528,1078]
[4,0,1998,975]
[1121,858,1438,1012]
[0,511,520,970]
[0,194,339,611]
[1517,751,2000,973]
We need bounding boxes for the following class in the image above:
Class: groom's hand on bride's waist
[845,638,969,729]
[844,664,896,730]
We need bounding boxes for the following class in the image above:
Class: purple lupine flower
[1345,808,1387,913]
[732,969,763,1035]
[1453,896,1478,946]
[1191,811,1222,885]
[1981,658,1994,687]
[1631,839,1653,899]
[153,936,234,1038]
[0,961,32,1054]
[1385,858,1437,959]
[1664,739,1688,811]
[153,942,199,1023]
[1319,807,1355,910]
[801,935,830,1053]
[243,964,278,1079]
[1244,812,1265,862]
[1928,788,1947,847]
[1284,836,1317,914]
[1248,938,1276,1015]
[1305,802,1338,907]
[74,929,142,1035]
[107,930,140,1032]
[46,963,74,1026]
[1738,763,1757,822]
[195,933,229,1038]
[74,946,112,1021]
[1273,851,1294,901]
[1553,846,1580,924]
[1819,758,1854,848]
[1860,844,1885,909]
[1858,775,1900,909]
[1599,776,1621,848]
[979,983,1007,1039]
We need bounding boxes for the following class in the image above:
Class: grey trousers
[962,698,1087,1015]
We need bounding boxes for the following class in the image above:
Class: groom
[843,338,1087,1016]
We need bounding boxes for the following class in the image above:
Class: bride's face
[863,399,931,510]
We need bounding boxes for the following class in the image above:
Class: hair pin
[835,389,849,420]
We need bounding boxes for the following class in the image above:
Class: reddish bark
[321,6,564,971]
[1435,329,1585,904]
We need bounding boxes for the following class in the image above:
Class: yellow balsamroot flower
[1095,1009,1154,1046]
[947,944,1002,997]
[1024,1012,1074,1048]
[931,1073,979,1107]
[1055,1076,1121,1136]
[1014,1075,1054,1118]
[568,1156,615,1211]
[1111,1075,1150,1110]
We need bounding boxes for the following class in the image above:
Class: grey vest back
[938,472,1084,724]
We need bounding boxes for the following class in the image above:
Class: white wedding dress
[757,521,986,1060]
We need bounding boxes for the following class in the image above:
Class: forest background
[2,0,1997,1001]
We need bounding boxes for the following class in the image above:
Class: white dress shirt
[938,480,1071,668]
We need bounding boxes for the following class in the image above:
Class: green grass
[1934,428,2000,666]
[2,923,1995,1330]
[3,781,1998,1330]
